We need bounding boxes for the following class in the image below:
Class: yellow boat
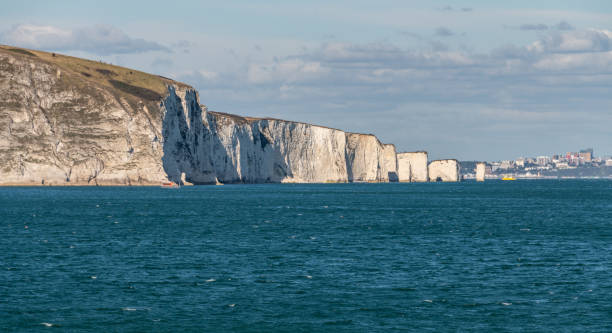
[502,176,516,181]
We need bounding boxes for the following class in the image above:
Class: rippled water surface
[1,181,612,332]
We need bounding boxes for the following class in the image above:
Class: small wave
[423,299,433,303]
[206,278,216,283]
[501,302,512,306]
[90,276,97,279]
[41,322,54,327]
[305,275,312,279]
[122,307,150,311]
[228,304,236,307]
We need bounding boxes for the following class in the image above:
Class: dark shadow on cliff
[161,89,189,184]
[207,113,242,184]
[161,88,302,185]
[388,171,398,182]
[161,87,219,185]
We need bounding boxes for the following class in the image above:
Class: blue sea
[1,180,611,332]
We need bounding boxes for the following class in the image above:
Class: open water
[1,180,611,332]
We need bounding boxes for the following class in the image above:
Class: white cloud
[247,59,327,84]
[198,70,218,80]
[1,24,169,55]
[533,51,612,71]
[528,29,612,53]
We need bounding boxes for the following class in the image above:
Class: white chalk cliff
[161,87,402,184]
[0,46,402,185]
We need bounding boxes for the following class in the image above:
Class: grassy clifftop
[0,45,190,102]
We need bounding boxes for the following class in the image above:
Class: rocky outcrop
[0,46,400,185]
[476,162,486,182]
[397,152,428,182]
[428,159,460,182]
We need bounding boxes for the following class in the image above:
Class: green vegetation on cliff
[0,44,189,101]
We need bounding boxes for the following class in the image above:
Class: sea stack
[382,144,399,182]
[397,152,428,182]
[475,162,486,182]
[428,159,460,182]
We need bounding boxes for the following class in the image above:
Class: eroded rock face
[0,48,397,185]
[397,152,428,182]
[428,159,460,182]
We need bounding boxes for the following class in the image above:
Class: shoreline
[1,177,611,187]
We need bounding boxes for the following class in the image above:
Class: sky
[1,0,611,160]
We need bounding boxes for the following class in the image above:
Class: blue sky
[2,1,611,160]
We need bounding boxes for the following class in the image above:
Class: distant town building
[536,156,550,166]
[579,149,593,162]
[565,152,580,166]
[484,147,606,178]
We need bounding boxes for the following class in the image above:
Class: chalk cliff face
[0,46,397,185]
[161,86,395,184]
[161,87,353,184]
[345,133,389,182]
